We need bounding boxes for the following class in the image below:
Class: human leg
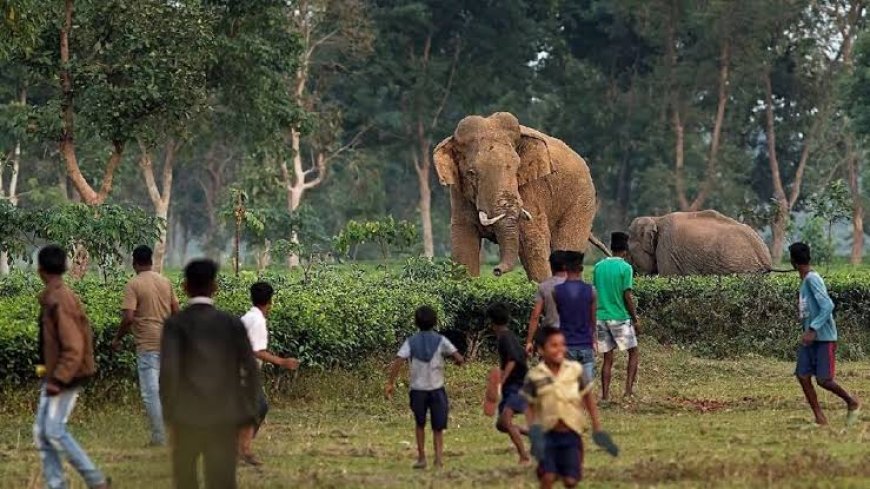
[498,406,530,463]
[796,344,827,425]
[37,387,107,488]
[203,425,239,489]
[34,387,66,489]
[137,351,166,445]
[430,388,449,468]
[626,347,639,397]
[409,390,428,467]
[813,343,860,414]
[601,352,614,401]
[172,424,202,489]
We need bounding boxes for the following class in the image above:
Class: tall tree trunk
[763,71,790,265]
[59,0,123,206]
[672,108,689,211]
[0,87,24,276]
[690,41,731,211]
[415,118,434,258]
[139,140,176,273]
[847,146,864,264]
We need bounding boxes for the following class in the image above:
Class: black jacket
[159,301,260,427]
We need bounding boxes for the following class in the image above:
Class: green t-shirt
[593,257,633,321]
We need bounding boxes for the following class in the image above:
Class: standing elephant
[627,210,773,276]
[434,112,602,282]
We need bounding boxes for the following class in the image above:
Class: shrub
[0,264,868,386]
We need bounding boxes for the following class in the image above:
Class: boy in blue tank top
[552,251,598,384]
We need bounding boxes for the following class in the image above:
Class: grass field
[4,341,870,489]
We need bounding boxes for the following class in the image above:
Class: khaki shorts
[597,319,637,353]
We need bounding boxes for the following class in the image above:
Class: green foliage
[333,217,418,262]
[797,180,853,264]
[2,264,869,386]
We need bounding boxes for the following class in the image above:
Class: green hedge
[1,262,869,385]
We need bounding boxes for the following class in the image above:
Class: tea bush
[1,263,868,385]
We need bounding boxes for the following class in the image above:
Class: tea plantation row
[1,260,869,385]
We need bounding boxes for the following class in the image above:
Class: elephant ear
[642,219,658,256]
[433,136,459,186]
[517,126,554,187]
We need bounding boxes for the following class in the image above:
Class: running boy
[239,282,299,466]
[593,232,640,401]
[790,242,860,426]
[523,326,617,488]
[386,306,465,469]
[552,251,597,384]
[488,303,530,464]
[526,251,568,355]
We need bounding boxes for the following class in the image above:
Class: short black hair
[184,259,218,297]
[415,305,437,331]
[133,245,153,266]
[535,326,563,348]
[563,251,585,273]
[486,303,511,327]
[789,242,812,266]
[549,250,567,274]
[250,281,274,307]
[38,245,67,275]
[611,232,629,253]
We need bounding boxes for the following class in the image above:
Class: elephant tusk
[521,209,533,221]
[478,211,506,227]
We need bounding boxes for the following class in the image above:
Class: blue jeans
[567,347,596,385]
[138,351,166,445]
[33,385,106,489]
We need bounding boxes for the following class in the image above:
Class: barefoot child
[239,282,299,466]
[790,242,861,426]
[524,326,618,488]
[488,303,530,464]
[386,306,465,469]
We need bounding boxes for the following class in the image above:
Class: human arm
[384,357,404,400]
[622,266,640,331]
[590,288,598,353]
[501,360,516,388]
[443,337,464,366]
[808,275,835,332]
[582,387,603,432]
[47,301,85,393]
[159,318,182,425]
[170,290,180,314]
[525,298,545,355]
[255,350,299,370]
[451,351,465,366]
[112,310,135,351]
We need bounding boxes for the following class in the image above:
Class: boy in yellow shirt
[523,326,618,488]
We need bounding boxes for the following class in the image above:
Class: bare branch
[430,36,462,131]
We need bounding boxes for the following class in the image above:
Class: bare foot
[413,458,427,470]
[518,456,531,466]
[434,458,443,469]
[815,416,829,426]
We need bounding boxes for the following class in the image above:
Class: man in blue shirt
[790,242,860,426]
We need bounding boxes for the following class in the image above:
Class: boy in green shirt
[593,232,640,401]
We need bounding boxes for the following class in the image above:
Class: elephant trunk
[492,217,519,277]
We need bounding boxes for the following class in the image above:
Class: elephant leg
[550,199,595,253]
[451,222,481,276]
[519,220,551,282]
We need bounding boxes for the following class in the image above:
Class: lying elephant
[627,210,773,276]
[434,112,605,282]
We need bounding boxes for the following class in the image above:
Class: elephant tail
[588,234,612,257]
[765,267,795,274]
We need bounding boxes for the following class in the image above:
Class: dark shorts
[409,388,449,431]
[498,383,528,415]
[540,430,583,481]
[796,342,837,380]
[253,387,269,434]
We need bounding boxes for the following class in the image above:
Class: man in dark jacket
[34,245,110,489]
[160,259,260,489]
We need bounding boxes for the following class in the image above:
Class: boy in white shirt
[385,306,464,469]
[239,282,299,466]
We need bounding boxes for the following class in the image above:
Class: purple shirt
[554,280,595,348]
